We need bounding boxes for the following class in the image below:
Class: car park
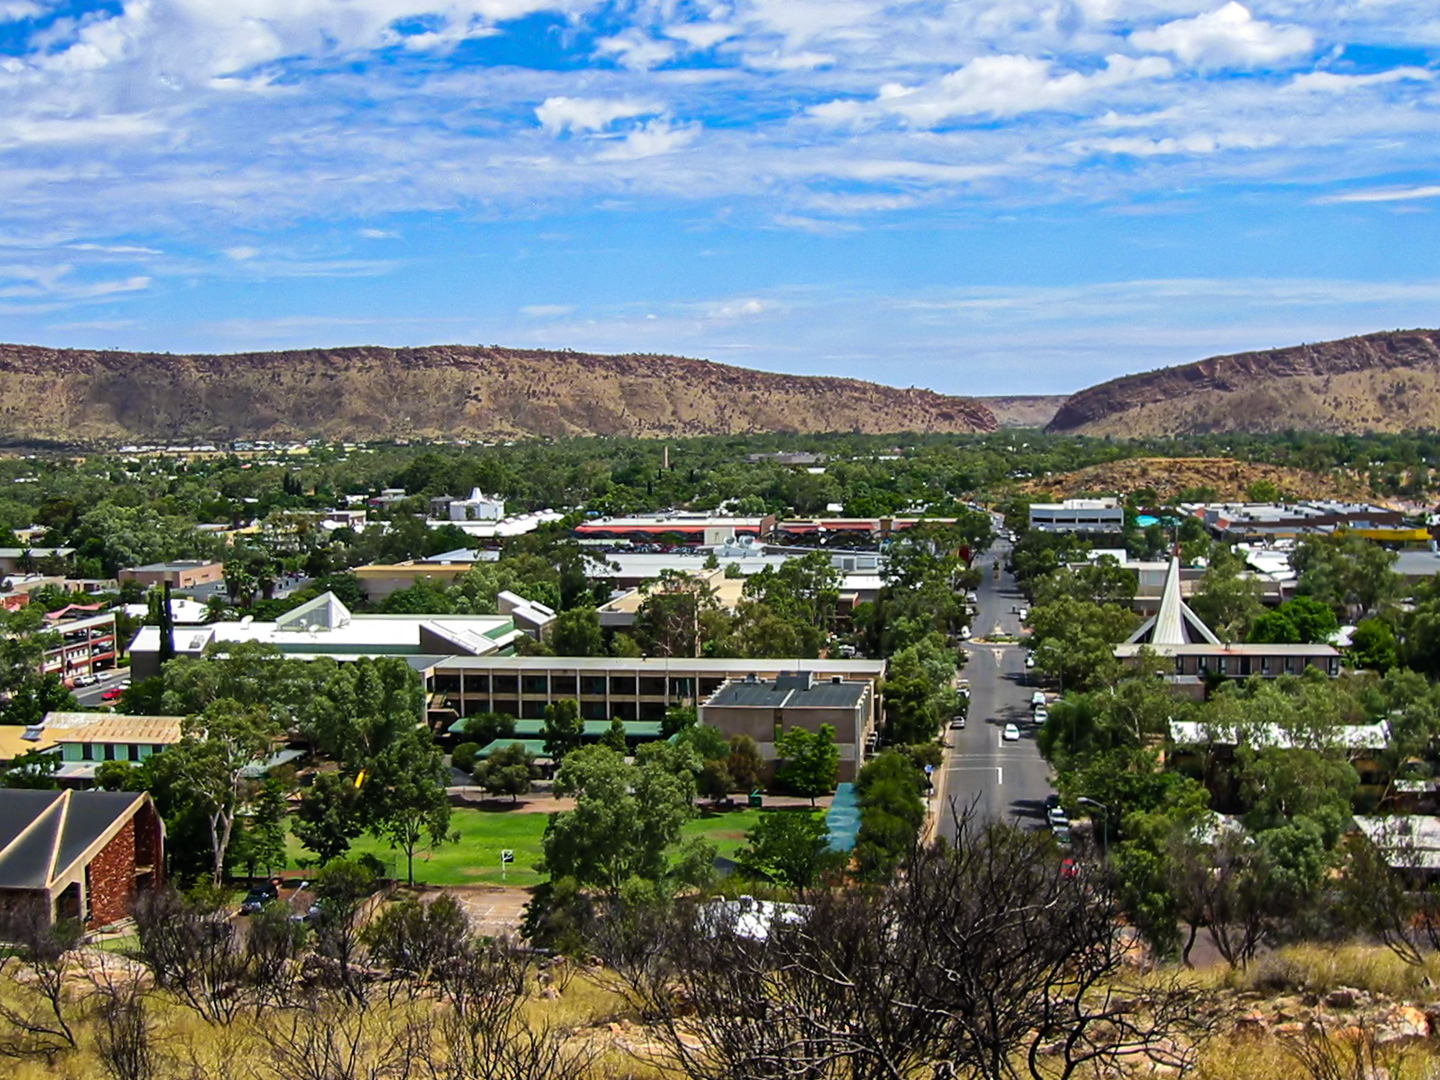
[1003,723,1020,741]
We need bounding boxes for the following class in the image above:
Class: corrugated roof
[50,716,183,745]
[706,678,868,709]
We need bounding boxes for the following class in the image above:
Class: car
[1017,608,1029,622]
[239,882,280,915]
[1033,707,1049,724]
[1045,793,1061,811]
[949,716,967,730]
[1047,805,1069,829]
[958,626,972,640]
[1052,825,1072,847]
[1060,857,1078,879]
[100,687,125,701]
[1024,655,1035,669]
[1031,691,1046,708]
[1002,723,1020,741]
[72,674,98,687]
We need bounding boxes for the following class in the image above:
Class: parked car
[1033,707,1049,725]
[1060,857,1078,879]
[1052,825,1072,847]
[1031,691,1046,708]
[72,674,98,687]
[1047,805,1069,829]
[239,882,279,915]
[1045,793,1061,811]
[1003,723,1020,742]
[100,687,125,702]
[1024,654,1035,669]
[949,716,967,730]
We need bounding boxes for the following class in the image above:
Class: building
[424,655,885,727]
[770,517,960,543]
[444,488,505,522]
[1184,501,1406,541]
[574,512,775,546]
[1027,499,1125,535]
[0,790,164,930]
[122,597,211,625]
[40,605,118,686]
[46,714,185,786]
[1114,557,1339,692]
[128,591,541,680]
[700,670,878,782]
[118,560,226,589]
[0,547,75,575]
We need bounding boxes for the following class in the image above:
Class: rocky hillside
[0,344,996,445]
[1047,329,1440,436]
[1024,457,1375,503]
[975,395,1068,429]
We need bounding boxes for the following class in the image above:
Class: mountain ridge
[1047,329,1440,436]
[0,343,997,444]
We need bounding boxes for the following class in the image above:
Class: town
[4,432,1440,1076]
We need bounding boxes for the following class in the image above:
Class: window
[521,675,549,695]
[1285,658,1295,675]
[580,676,606,697]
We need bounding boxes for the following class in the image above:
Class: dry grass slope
[0,344,997,444]
[1047,328,1440,437]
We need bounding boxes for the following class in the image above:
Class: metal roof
[705,678,868,709]
[0,790,148,891]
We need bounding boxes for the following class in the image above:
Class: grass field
[283,805,776,887]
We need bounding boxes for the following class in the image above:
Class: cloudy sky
[1,1,1438,395]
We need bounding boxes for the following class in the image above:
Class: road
[73,669,130,708]
[938,537,1055,841]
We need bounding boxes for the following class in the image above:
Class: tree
[1351,617,1400,672]
[726,734,764,794]
[542,698,584,763]
[246,778,290,878]
[738,810,842,889]
[0,673,79,729]
[661,704,697,739]
[370,731,454,886]
[176,698,281,884]
[542,745,704,896]
[1293,533,1401,620]
[1188,548,1263,642]
[1,747,60,789]
[1246,611,1300,645]
[461,711,516,747]
[472,742,537,802]
[293,771,367,864]
[633,570,719,658]
[600,717,628,754]
[773,724,840,805]
[854,749,927,880]
[548,607,606,657]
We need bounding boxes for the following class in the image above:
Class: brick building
[0,790,164,931]
[118,560,226,589]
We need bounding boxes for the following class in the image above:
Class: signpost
[501,848,514,882]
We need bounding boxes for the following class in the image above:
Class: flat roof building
[1028,499,1125,535]
[119,561,225,589]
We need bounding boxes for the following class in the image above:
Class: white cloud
[1316,185,1440,204]
[0,1,42,22]
[224,246,261,261]
[1131,3,1313,70]
[535,96,662,135]
[595,31,677,70]
[664,20,737,50]
[1286,67,1434,94]
[815,53,1173,127]
[595,118,701,159]
[742,50,834,72]
[520,303,574,316]
[358,228,399,239]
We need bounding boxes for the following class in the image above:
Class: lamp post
[1077,797,1109,859]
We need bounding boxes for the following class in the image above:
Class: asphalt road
[73,669,130,707]
[938,538,1055,841]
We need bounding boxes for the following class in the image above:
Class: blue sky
[1,1,1438,396]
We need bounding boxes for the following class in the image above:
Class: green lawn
[282,804,781,887]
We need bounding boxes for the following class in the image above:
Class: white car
[1033,707,1049,724]
[1003,723,1020,742]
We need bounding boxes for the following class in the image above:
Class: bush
[451,741,480,774]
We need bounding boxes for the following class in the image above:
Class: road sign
[500,850,514,863]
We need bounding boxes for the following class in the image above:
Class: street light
[1076,797,1109,859]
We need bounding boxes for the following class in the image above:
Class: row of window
[431,673,726,698]
[1174,655,1340,678]
[452,698,669,722]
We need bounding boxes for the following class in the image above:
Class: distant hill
[976,395,1068,429]
[1047,329,1440,437]
[0,344,997,445]
[1023,457,1376,504]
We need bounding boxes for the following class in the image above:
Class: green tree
[633,570,719,658]
[461,711,516,747]
[1352,618,1400,673]
[542,698,584,763]
[738,810,842,889]
[175,698,282,883]
[1293,533,1401,620]
[542,745,706,896]
[853,750,926,881]
[293,771,367,864]
[549,607,606,656]
[1188,548,1264,642]
[370,732,454,885]
[472,742,537,802]
[1246,611,1300,645]
[774,724,840,805]
[726,734,764,794]
[600,718,629,754]
[1,747,60,789]
[246,777,290,878]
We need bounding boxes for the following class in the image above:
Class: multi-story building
[40,605,118,686]
[1027,499,1126,535]
[423,655,885,726]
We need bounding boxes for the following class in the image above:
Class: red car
[1060,858,1078,879]
[101,687,125,702]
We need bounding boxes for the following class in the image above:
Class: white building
[447,488,505,522]
[1027,499,1125,535]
